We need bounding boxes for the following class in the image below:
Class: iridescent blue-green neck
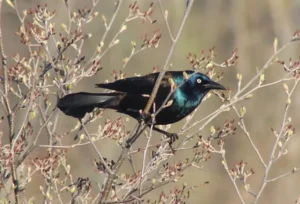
[171,74,207,115]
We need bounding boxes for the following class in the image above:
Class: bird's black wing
[96,72,176,95]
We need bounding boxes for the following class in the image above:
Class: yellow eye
[197,79,202,83]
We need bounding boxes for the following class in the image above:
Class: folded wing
[96,72,175,95]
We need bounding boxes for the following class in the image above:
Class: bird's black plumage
[57,70,225,125]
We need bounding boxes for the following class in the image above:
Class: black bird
[57,70,225,146]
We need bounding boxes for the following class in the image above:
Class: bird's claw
[138,111,151,123]
[166,133,178,153]
[167,133,178,143]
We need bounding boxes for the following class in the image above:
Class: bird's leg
[126,108,152,123]
[152,126,178,152]
[125,109,153,148]
[126,122,148,148]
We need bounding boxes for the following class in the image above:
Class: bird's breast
[154,90,204,125]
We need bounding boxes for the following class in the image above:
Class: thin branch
[81,122,113,175]
[254,79,299,203]
[266,167,300,183]
[158,0,174,41]
[99,124,148,203]
[143,0,195,114]
[221,151,246,204]
[234,40,291,98]
[139,121,154,195]
[232,105,267,168]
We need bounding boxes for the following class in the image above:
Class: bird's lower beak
[204,81,226,90]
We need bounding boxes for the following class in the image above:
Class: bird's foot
[166,133,179,143]
[166,133,178,153]
[137,111,151,123]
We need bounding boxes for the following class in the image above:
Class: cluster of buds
[129,2,157,24]
[8,55,29,82]
[282,124,296,140]
[71,9,98,26]
[99,118,130,142]
[111,70,126,81]
[120,172,140,188]
[209,120,237,139]
[31,149,65,178]
[73,177,92,193]
[7,62,26,82]
[159,162,185,182]
[141,29,162,48]
[86,61,102,77]
[14,122,33,154]
[195,136,216,152]
[155,191,169,203]
[148,182,200,204]
[0,135,12,169]
[59,29,84,47]
[25,4,56,45]
[91,59,102,75]
[229,160,255,182]
[94,158,115,173]
[152,66,160,73]
[15,24,32,45]
[66,177,92,198]
[27,4,56,23]
[192,148,211,163]
[187,48,238,70]
[187,51,210,70]
[292,29,300,41]
[0,122,33,172]
[219,48,238,67]
[272,124,296,158]
[277,57,300,79]
[169,184,193,204]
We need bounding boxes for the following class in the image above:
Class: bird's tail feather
[57,92,120,118]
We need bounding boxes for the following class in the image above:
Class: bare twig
[254,79,299,203]
[143,0,195,114]
[266,167,300,183]
[221,151,246,204]
[232,105,267,168]
[81,122,113,175]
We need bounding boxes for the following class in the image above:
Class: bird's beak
[204,81,226,90]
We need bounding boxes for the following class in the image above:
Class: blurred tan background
[2,0,300,203]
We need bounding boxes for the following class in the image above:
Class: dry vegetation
[1,0,300,203]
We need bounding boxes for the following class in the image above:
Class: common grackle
[57,70,225,146]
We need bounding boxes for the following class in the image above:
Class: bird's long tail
[57,92,121,118]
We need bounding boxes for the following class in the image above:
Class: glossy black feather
[57,70,225,125]
[95,71,194,95]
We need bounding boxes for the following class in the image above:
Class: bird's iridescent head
[184,71,226,92]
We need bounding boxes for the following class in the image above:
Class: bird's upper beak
[204,81,226,90]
